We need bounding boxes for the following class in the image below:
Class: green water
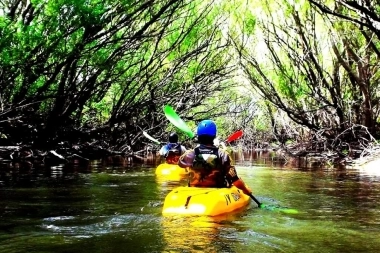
[0,160,380,253]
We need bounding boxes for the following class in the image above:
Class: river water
[0,152,380,253]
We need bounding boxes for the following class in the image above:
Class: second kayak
[155,163,188,178]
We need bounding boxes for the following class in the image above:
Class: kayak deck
[162,186,251,216]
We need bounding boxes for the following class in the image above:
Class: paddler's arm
[232,177,252,195]
[180,145,187,154]
[178,150,195,168]
[221,150,252,195]
[159,145,167,156]
[226,166,252,195]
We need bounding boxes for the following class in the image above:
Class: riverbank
[0,143,377,171]
[348,145,380,170]
[0,143,154,168]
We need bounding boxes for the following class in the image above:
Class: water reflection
[161,212,249,252]
[162,216,220,252]
[40,213,160,238]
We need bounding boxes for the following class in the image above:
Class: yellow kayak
[162,186,251,216]
[155,163,188,178]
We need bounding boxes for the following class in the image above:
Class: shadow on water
[0,150,380,253]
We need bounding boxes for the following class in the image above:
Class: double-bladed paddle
[162,104,299,214]
[164,105,243,143]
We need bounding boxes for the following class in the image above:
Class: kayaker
[159,132,187,164]
[178,120,252,195]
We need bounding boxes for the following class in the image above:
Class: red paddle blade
[226,130,243,143]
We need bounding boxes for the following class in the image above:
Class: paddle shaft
[248,193,262,208]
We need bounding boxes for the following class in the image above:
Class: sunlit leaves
[243,14,256,35]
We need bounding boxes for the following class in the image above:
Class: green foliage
[276,73,306,103]
[4,0,379,151]
[0,0,235,147]
[243,11,256,35]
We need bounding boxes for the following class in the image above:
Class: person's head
[168,132,178,143]
[197,119,217,144]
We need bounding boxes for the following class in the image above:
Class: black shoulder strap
[194,146,200,156]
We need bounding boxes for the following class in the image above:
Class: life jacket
[165,143,182,164]
[188,146,226,187]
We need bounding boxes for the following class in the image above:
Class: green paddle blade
[163,105,194,138]
[260,203,299,214]
[142,131,161,145]
[249,194,298,214]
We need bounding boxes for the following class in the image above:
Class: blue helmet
[197,120,217,137]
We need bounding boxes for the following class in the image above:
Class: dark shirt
[178,144,239,187]
[159,143,186,164]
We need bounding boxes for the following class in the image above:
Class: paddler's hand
[233,178,252,195]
